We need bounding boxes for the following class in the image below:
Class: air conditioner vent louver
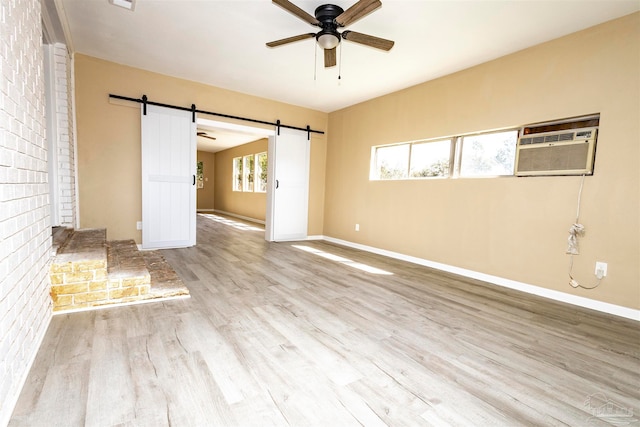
[559,132,574,141]
[519,131,579,146]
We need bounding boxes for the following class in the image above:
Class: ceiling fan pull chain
[338,43,343,81]
[314,42,318,81]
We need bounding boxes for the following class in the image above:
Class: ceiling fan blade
[324,47,337,68]
[272,0,319,26]
[342,30,394,51]
[335,0,381,27]
[266,33,316,48]
[197,132,216,141]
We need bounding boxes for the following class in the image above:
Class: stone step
[54,228,107,261]
[52,226,73,255]
[141,250,190,299]
[106,240,151,301]
[49,228,189,312]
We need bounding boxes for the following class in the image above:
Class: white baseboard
[211,210,265,225]
[196,209,215,212]
[322,236,640,322]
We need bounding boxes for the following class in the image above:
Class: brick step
[50,229,108,311]
[49,229,189,312]
[55,228,107,259]
[141,250,190,299]
[107,240,151,300]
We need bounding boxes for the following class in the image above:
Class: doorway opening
[194,118,311,242]
[195,118,275,236]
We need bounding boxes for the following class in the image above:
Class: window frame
[371,137,454,181]
[371,128,520,181]
[232,156,243,191]
[242,154,255,192]
[371,143,411,180]
[232,152,268,192]
[456,129,520,178]
[408,138,454,179]
[254,152,268,193]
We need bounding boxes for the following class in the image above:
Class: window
[459,130,518,177]
[255,152,267,192]
[243,155,254,192]
[371,130,517,180]
[233,157,242,191]
[232,152,268,192]
[372,139,451,180]
[196,161,204,189]
[410,139,451,178]
[373,144,409,180]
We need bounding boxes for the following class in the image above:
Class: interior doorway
[194,118,311,242]
[195,118,274,235]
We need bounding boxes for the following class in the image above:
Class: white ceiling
[52,0,638,150]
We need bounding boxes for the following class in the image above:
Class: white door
[265,128,310,242]
[141,105,196,249]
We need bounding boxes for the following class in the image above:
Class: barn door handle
[275,179,279,189]
[193,175,196,185]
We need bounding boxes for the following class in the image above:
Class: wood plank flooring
[9,214,640,426]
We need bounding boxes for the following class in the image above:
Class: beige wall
[324,13,639,309]
[197,150,215,211]
[214,138,268,221]
[74,54,328,242]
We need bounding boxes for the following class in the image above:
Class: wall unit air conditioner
[515,127,598,176]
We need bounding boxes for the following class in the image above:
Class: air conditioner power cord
[567,174,601,290]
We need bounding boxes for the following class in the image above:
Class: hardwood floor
[9,214,639,426]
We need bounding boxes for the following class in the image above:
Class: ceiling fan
[197,131,217,141]
[266,0,394,68]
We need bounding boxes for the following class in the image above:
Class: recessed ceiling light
[109,0,136,11]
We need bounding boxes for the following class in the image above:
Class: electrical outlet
[355,224,360,232]
[595,261,607,278]
[136,221,142,230]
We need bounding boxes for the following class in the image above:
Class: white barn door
[141,105,196,249]
[265,128,310,242]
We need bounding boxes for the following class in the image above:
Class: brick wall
[0,0,53,424]
[53,43,76,227]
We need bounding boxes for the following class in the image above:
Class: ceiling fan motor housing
[315,4,343,41]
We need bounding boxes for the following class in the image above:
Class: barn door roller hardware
[110,94,324,139]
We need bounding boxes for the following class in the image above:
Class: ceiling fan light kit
[316,31,340,50]
[267,0,394,68]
